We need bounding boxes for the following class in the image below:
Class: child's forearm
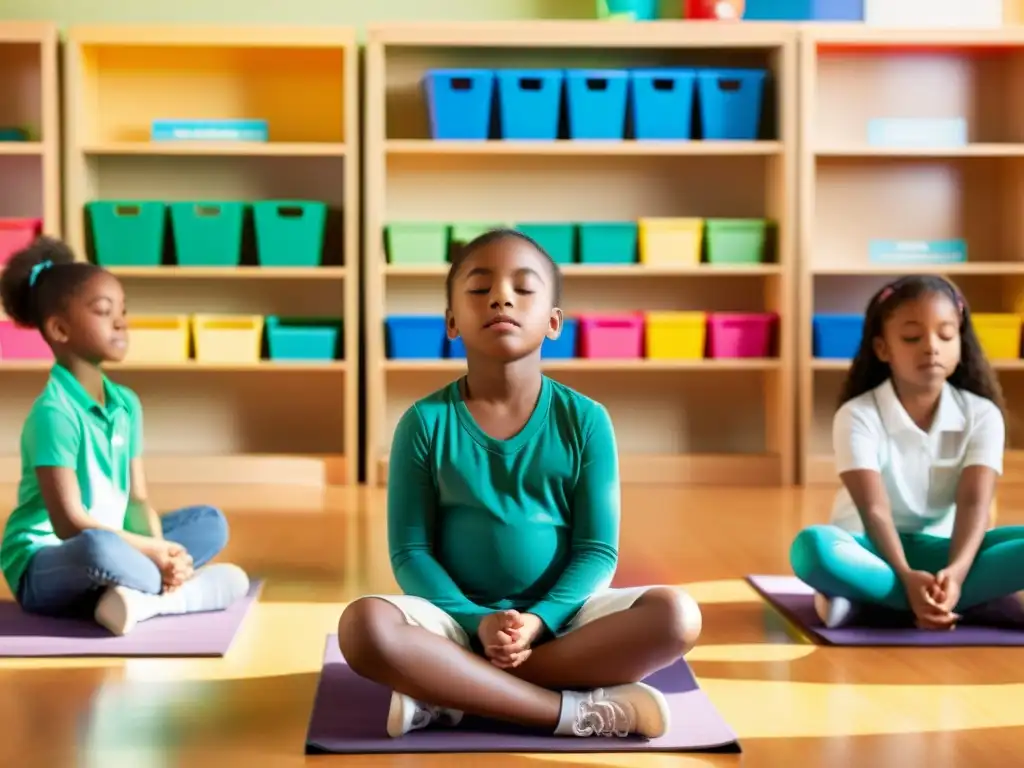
[859,504,911,576]
[946,503,989,581]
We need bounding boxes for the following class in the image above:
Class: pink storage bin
[0,320,52,360]
[0,218,42,267]
[579,313,643,359]
[707,312,777,358]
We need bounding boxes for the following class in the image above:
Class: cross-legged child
[0,237,250,635]
[338,229,702,740]
[791,275,1024,630]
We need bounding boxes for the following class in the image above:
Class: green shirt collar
[49,363,128,416]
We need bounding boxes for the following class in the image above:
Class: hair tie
[877,285,895,304]
[28,260,53,288]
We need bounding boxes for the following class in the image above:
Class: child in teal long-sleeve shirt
[338,229,701,741]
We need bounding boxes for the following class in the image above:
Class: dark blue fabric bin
[386,315,447,359]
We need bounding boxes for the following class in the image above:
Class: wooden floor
[2,483,1023,768]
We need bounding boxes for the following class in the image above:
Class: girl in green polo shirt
[337,230,703,742]
[0,237,250,636]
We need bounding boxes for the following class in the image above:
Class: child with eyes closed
[791,275,1024,630]
[0,237,250,636]
[338,229,703,740]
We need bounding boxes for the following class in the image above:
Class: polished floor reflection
[2,483,1023,768]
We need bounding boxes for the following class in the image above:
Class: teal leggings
[790,524,1024,612]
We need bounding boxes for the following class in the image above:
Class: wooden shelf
[82,141,348,157]
[385,359,782,373]
[39,24,361,487]
[799,28,1024,485]
[0,141,43,156]
[365,21,798,487]
[385,139,782,157]
[109,266,347,280]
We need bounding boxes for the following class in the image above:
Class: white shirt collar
[874,378,966,437]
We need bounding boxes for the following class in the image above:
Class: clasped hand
[147,539,194,594]
[902,569,962,630]
[477,610,544,669]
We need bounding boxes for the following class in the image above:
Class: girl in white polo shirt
[791,275,1024,630]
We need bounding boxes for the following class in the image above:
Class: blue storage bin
[386,315,447,359]
[697,68,768,141]
[742,0,863,20]
[566,70,629,140]
[579,222,638,264]
[631,69,697,141]
[424,69,495,141]
[497,70,564,141]
[544,318,579,359]
[813,314,865,359]
[266,317,342,361]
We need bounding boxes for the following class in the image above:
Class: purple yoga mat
[747,575,1024,647]
[305,634,740,755]
[0,580,263,657]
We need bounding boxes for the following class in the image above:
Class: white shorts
[364,585,674,649]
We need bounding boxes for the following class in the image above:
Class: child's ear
[445,308,458,340]
[44,316,69,345]
[547,308,563,340]
[873,336,890,363]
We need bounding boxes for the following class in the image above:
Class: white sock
[554,690,589,736]
[94,564,250,636]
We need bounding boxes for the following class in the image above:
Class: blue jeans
[17,505,229,618]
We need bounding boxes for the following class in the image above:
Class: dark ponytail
[0,236,102,331]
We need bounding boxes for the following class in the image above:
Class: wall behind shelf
[0,0,684,27]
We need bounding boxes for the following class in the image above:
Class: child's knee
[71,528,128,570]
[195,506,229,551]
[337,598,405,675]
[637,587,702,655]
[790,525,833,582]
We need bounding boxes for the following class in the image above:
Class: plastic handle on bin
[585,78,609,91]
[716,79,741,92]
[652,78,676,91]
[114,205,141,217]
[450,77,473,90]
[519,77,543,91]
[276,205,305,218]
[194,205,222,217]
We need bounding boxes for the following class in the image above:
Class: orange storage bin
[638,218,703,266]
[645,311,707,359]
[124,315,190,363]
[192,315,264,364]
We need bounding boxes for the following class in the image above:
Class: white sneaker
[94,586,141,636]
[814,592,858,628]
[572,683,670,739]
[386,692,463,738]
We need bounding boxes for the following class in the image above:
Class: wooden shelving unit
[364,21,798,487]
[799,26,1024,485]
[14,24,361,486]
[0,22,60,485]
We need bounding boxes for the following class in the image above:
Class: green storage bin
[253,200,327,268]
[386,222,449,265]
[450,222,507,248]
[515,223,576,264]
[87,201,166,267]
[579,222,638,265]
[170,202,245,267]
[705,218,768,265]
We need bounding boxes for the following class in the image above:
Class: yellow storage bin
[639,218,703,266]
[645,311,707,359]
[124,315,190,363]
[972,313,1023,360]
[192,314,264,364]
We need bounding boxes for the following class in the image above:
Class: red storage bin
[0,218,42,267]
[579,313,643,359]
[707,312,777,358]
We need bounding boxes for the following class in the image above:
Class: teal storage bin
[253,201,327,267]
[266,316,342,361]
[450,221,506,247]
[579,222,638,264]
[386,222,449,265]
[170,202,245,267]
[516,223,576,264]
[87,201,166,267]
